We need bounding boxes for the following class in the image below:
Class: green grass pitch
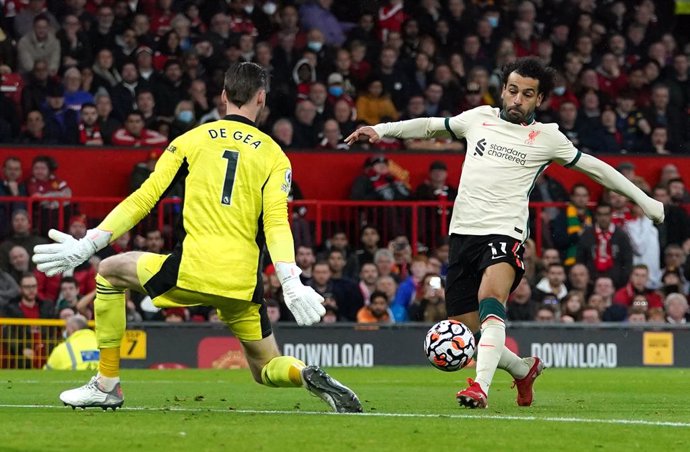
[1,367,688,451]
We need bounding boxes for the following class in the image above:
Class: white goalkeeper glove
[33,228,112,276]
[275,262,326,326]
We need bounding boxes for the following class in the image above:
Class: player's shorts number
[221,150,239,205]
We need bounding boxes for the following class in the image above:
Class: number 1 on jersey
[221,150,239,205]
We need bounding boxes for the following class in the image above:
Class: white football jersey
[445,106,581,242]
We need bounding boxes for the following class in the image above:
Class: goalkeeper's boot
[512,356,544,407]
[60,376,124,411]
[302,365,363,413]
[456,378,488,409]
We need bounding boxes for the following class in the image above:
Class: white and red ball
[424,320,476,371]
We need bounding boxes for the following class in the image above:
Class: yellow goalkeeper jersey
[98,115,295,301]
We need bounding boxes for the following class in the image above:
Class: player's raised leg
[59,252,146,410]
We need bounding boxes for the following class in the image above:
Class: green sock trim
[479,297,506,322]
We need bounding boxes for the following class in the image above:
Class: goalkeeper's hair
[500,57,556,97]
[224,62,268,108]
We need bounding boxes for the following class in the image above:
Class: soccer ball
[424,320,476,371]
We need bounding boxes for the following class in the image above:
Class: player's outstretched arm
[344,117,450,145]
[572,153,664,223]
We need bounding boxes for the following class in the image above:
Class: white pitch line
[0,404,688,428]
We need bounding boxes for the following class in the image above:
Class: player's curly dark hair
[224,62,268,108]
[500,57,556,97]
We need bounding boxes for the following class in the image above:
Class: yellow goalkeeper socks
[95,274,125,378]
[261,356,306,388]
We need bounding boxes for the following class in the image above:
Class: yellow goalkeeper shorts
[136,252,271,342]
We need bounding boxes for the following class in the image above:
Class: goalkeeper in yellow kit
[33,62,362,413]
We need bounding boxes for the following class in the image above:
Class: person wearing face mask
[170,100,197,140]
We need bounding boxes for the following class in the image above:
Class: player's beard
[503,105,528,124]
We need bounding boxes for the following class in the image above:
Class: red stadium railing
[0,196,592,255]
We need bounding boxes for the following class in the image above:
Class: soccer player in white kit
[346,58,664,408]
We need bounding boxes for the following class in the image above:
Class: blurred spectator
[391,254,428,322]
[356,290,393,324]
[57,14,92,68]
[613,264,663,309]
[322,230,359,280]
[75,103,103,146]
[506,276,537,321]
[17,14,60,75]
[534,304,557,322]
[0,209,47,272]
[169,99,197,140]
[652,185,689,250]
[144,229,166,254]
[577,202,633,288]
[316,119,348,150]
[625,203,661,287]
[95,93,121,144]
[583,107,623,153]
[375,46,410,111]
[290,100,319,148]
[332,98,356,138]
[534,263,568,306]
[152,59,187,118]
[44,315,98,370]
[581,305,601,323]
[665,53,690,114]
[308,81,331,123]
[355,225,380,267]
[272,118,294,149]
[16,110,56,145]
[300,0,351,47]
[91,48,122,95]
[643,83,688,152]
[41,82,78,144]
[308,260,362,322]
[198,93,225,124]
[349,154,409,201]
[111,61,142,120]
[111,111,167,147]
[660,244,688,291]
[0,267,20,308]
[614,89,651,152]
[596,52,627,100]
[356,77,399,126]
[627,305,647,323]
[135,88,158,129]
[561,291,585,322]
[529,172,569,250]
[20,59,50,115]
[54,277,80,315]
[664,293,689,324]
[90,5,117,52]
[2,273,53,367]
[296,245,316,282]
[649,126,672,154]
[62,67,94,112]
[0,157,28,235]
[552,184,592,267]
[7,245,31,284]
[568,263,593,299]
[668,177,690,206]
[607,189,632,229]
[135,46,156,83]
[407,273,445,322]
[556,100,585,149]
[357,262,378,305]
[373,249,396,282]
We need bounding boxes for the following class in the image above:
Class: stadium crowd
[1,0,690,326]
